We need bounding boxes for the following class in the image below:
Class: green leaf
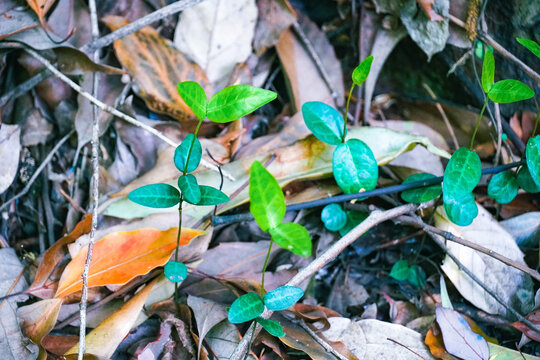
[516,38,540,59]
[400,173,442,203]
[481,49,495,93]
[269,222,311,257]
[443,192,478,226]
[352,56,374,86]
[177,81,207,121]
[197,186,229,205]
[332,139,378,194]
[249,161,285,231]
[228,292,264,324]
[389,260,409,281]
[128,183,180,208]
[256,317,284,337]
[164,261,188,283]
[263,286,304,311]
[178,174,201,205]
[206,85,277,123]
[487,171,519,204]
[526,135,540,186]
[517,165,540,193]
[487,79,535,104]
[338,210,369,236]
[443,147,481,197]
[407,265,426,288]
[321,203,347,231]
[174,134,202,173]
[301,101,345,145]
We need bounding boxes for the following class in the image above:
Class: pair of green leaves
[177,81,277,122]
[481,49,534,103]
[228,286,304,336]
[249,161,312,257]
[442,148,481,226]
[389,260,426,288]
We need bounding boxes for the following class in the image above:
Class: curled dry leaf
[55,227,204,298]
[511,309,540,341]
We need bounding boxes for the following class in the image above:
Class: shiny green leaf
[269,222,311,257]
[487,171,518,204]
[481,50,495,93]
[488,79,535,104]
[400,173,442,203]
[164,261,188,283]
[228,292,264,324]
[128,183,180,208]
[321,203,347,231]
[249,161,285,231]
[407,265,426,288]
[443,192,478,226]
[389,260,409,281]
[263,286,304,311]
[443,147,481,197]
[333,139,378,194]
[174,134,202,173]
[526,135,540,186]
[197,186,229,205]
[338,210,369,236]
[256,317,284,337]
[206,85,277,123]
[352,56,373,86]
[516,38,540,59]
[178,174,201,205]
[301,101,345,145]
[177,81,207,120]
[517,165,540,193]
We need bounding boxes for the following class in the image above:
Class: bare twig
[0,130,74,213]
[422,83,459,149]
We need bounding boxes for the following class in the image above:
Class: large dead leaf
[174,0,258,84]
[18,299,62,360]
[55,227,204,298]
[253,0,296,55]
[436,205,534,316]
[0,124,21,194]
[102,15,209,126]
[187,296,228,358]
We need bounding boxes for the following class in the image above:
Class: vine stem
[260,240,274,295]
[470,97,489,150]
[343,84,355,140]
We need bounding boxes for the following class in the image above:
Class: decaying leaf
[55,227,204,298]
[511,309,540,341]
[205,320,256,360]
[0,124,21,194]
[18,299,62,360]
[253,0,296,55]
[187,295,228,358]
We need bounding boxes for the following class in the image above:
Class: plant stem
[470,97,489,150]
[343,84,355,141]
[260,240,273,295]
[174,198,184,302]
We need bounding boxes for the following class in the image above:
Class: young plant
[390,259,426,288]
[128,82,277,292]
[227,161,312,337]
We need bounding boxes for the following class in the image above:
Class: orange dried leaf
[55,227,203,298]
[26,0,56,23]
[417,0,444,21]
[425,327,460,360]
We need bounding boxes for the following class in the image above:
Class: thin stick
[0,70,50,107]
[422,83,459,149]
[0,130,74,212]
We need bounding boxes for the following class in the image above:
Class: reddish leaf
[511,309,540,341]
[26,0,56,24]
[55,227,203,298]
[417,0,444,21]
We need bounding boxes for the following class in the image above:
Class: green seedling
[128,81,277,296]
[389,260,426,288]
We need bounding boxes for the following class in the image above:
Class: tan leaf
[18,299,62,360]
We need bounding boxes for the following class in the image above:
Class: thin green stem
[470,97,489,150]
[173,198,183,302]
[260,239,273,295]
[343,84,355,142]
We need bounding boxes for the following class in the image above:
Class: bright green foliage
[228,292,265,324]
[389,260,409,281]
[174,134,202,173]
[487,79,534,103]
[164,261,188,283]
[338,210,368,236]
[269,222,312,257]
[389,260,425,287]
[128,183,180,208]
[526,136,540,186]
[443,192,478,226]
[206,85,277,123]
[256,317,285,337]
[407,265,426,287]
[177,81,207,120]
[400,173,442,203]
[321,203,347,231]
[178,174,201,205]
[332,139,378,194]
[301,101,346,145]
[263,286,304,311]
[516,38,540,59]
[249,161,285,231]
[352,56,374,86]
[197,186,229,205]
[481,50,495,93]
[487,171,518,204]
[517,165,540,193]
[443,148,481,196]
